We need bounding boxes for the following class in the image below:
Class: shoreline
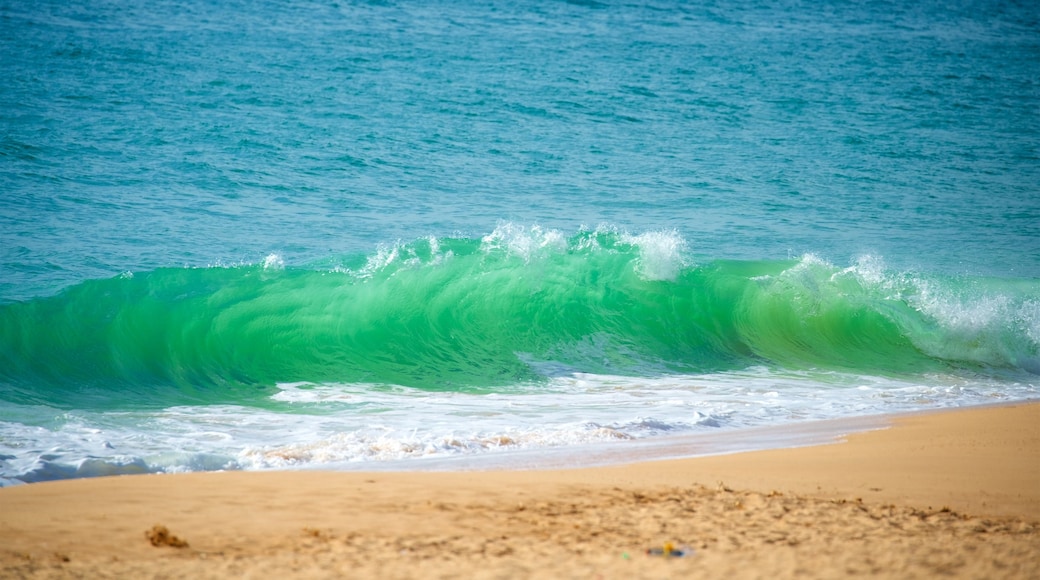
[362,399,1037,473]
[2,401,1038,578]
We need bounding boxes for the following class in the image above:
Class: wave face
[2,226,1038,408]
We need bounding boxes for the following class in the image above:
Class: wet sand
[2,402,1038,579]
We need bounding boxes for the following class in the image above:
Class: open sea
[2,0,1038,484]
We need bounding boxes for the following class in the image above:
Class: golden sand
[2,403,1038,579]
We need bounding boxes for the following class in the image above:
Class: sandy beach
[2,402,1038,579]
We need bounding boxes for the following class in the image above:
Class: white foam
[340,235,453,279]
[835,254,888,286]
[358,244,400,277]
[262,253,284,270]
[480,222,567,261]
[6,365,1038,485]
[619,229,688,281]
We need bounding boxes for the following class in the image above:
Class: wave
[1,225,1038,408]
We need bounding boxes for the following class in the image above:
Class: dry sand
[2,402,1038,579]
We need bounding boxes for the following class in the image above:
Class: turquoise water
[1,0,1038,483]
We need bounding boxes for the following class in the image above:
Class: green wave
[1,230,1037,408]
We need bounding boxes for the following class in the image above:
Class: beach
[2,402,1037,579]
[3,1,1039,577]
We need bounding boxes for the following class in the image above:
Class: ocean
[1,0,1038,484]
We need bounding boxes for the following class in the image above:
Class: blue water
[1,0,1038,484]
